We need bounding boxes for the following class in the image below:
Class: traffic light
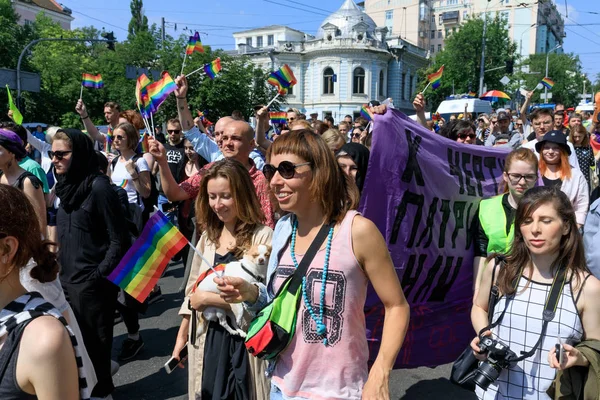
[505,59,514,74]
[102,31,116,51]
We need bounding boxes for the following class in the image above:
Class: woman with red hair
[536,130,589,226]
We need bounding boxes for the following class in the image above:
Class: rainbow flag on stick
[426,65,444,90]
[540,77,555,90]
[360,105,372,122]
[108,211,188,302]
[82,73,104,89]
[186,32,204,55]
[147,72,178,111]
[267,64,297,95]
[467,91,477,98]
[269,111,286,124]
[204,58,222,79]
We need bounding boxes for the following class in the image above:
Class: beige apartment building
[362,0,564,59]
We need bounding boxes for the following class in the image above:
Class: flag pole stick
[80,85,83,100]
[180,53,188,76]
[265,92,280,109]
[137,103,152,136]
[185,65,204,78]
[421,81,431,94]
[150,112,155,136]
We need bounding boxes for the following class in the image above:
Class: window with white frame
[353,67,365,94]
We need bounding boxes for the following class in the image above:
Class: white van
[436,99,493,120]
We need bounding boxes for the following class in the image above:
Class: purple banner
[359,109,509,368]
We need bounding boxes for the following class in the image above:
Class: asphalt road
[111,261,477,400]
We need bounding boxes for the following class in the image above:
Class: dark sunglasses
[263,161,311,180]
[458,133,476,140]
[113,135,125,141]
[48,150,72,160]
[352,133,361,138]
[168,129,181,134]
[286,117,296,122]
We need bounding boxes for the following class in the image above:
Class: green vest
[479,194,514,254]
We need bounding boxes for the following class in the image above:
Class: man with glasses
[521,108,580,169]
[484,111,522,149]
[286,108,300,126]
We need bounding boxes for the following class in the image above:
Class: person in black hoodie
[336,143,370,193]
[52,128,128,399]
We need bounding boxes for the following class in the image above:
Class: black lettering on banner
[416,197,439,248]
[465,203,475,250]
[438,199,451,249]
[451,201,466,248]
[448,149,464,195]
[428,257,463,302]
[401,254,426,299]
[390,191,424,245]
[461,152,476,197]
[472,155,485,197]
[484,157,501,194]
[302,269,347,346]
[413,255,443,303]
[401,130,425,187]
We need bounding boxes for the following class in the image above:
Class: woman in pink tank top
[217,130,411,400]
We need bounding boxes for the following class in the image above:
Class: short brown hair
[115,122,140,151]
[266,129,359,223]
[120,110,145,130]
[530,108,553,122]
[104,101,121,112]
[167,118,182,128]
[290,120,312,130]
[195,159,264,258]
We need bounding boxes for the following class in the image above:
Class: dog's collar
[241,262,264,283]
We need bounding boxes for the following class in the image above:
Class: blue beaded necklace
[290,220,334,346]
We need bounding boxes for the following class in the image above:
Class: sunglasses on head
[168,129,181,134]
[48,150,72,160]
[263,161,311,180]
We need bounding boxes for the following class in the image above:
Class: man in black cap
[484,111,522,149]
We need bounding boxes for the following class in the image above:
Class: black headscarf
[337,143,370,192]
[54,129,102,211]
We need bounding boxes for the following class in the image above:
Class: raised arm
[255,106,272,150]
[148,136,191,202]
[520,90,534,120]
[174,75,194,132]
[26,128,51,154]
[413,94,428,129]
[75,99,105,144]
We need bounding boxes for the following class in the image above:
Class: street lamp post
[544,43,562,104]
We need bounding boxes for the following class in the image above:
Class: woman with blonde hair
[217,130,410,399]
[172,158,272,400]
[321,128,346,152]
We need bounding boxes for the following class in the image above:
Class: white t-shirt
[111,156,149,208]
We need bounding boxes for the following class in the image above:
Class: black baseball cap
[497,111,510,121]
[535,130,571,155]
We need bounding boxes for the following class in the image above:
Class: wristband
[82,115,89,120]
[176,96,186,99]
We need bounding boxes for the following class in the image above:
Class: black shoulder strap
[574,273,593,306]
[287,222,333,294]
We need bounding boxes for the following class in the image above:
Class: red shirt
[179,160,275,228]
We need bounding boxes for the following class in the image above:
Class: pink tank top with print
[271,211,369,400]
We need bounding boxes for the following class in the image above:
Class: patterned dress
[574,145,595,192]
[476,276,584,400]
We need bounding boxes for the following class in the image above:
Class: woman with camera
[470,186,600,399]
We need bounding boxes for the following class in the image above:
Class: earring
[1,256,7,265]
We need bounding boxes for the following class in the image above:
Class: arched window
[379,70,385,96]
[353,67,365,94]
[323,67,334,94]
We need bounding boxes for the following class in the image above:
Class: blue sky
[61,0,600,87]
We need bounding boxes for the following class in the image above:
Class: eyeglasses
[286,117,296,122]
[113,135,125,141]
[168,129,181,134]
[507,173,537,184]
[352,133,361,138]
[48,150,72,161]
[515,123,523,127]
[263,161,311,181]
[533,121,553,127]
[458,133,476,140]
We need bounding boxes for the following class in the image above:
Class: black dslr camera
[473,336,517,390]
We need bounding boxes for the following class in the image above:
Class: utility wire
[71,11,128,32]
[281,0,333,14]
[262,0,329,17]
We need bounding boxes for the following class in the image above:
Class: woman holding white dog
[172,158,272,400]
[216,130,411,400]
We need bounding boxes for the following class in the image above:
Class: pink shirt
[272,211,368,399]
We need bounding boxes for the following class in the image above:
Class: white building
[231,0,429,119]
[11,0,74,30]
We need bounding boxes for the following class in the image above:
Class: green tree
[0,0,37,70]
[128,0,148,40]
[517,53,588,106]
[418,15,517,110]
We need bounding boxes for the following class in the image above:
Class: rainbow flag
[197,111,213,127]
[541,77,555,89]
[82,73,104,89]
[105,126,113,153]
[136,74,151,107]
[360,105,372,121]
[147,72,177,111]
[432,112,441,121]
[119,180,128,188]
[136,132,149,154]
[267,64,297,94]
[427,65,444,90]
[203,58,222,80]
[185,32,204,55]
[467,91,477,98]
[108,211,188,302]
[269,111,286,124]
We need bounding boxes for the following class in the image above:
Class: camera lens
[474,362,501,391]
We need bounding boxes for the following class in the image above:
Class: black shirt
[473,193,516,257]
[57,176,129,283]
[542,176,562,188]
[164,141,186,183]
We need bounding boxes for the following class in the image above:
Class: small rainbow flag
[432,112,441,121]
[467,91,477,98]
[108,211,188,302]
[541,77,555,89]
[203,58,222,80]
[267,64,297,95]
[119,180,128,188]
[269,111,286,124]
[82,73,104,89]
[427,65,444,90]
[136,74,151,107]
[197,111,213,127]
[136,132,150,154]
[147,72,178,111]
[360,105,372,121]
[185,32,204,55]
[105,126,113,153]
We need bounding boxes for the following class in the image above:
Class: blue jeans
[270,385,284,400]
[157,194,177,224]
